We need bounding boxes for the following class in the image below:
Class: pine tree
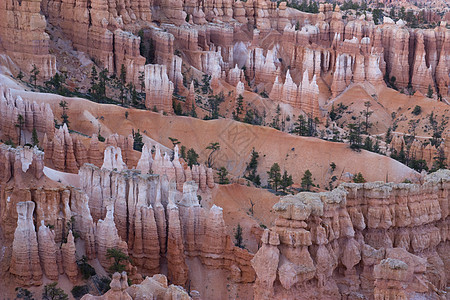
[31,128,39,147]
[138,71,145,92]
[132,129,144,152]
[16,114,25,145]
[233,95,244,121]
[281,170,293,193]
[59,101,70,128]
[234,224,244,248]
[293,115,308,136]
[427,85,433,98]
[42,282,68,300]
[218,167,230,184]
[301,169,313,191]
[244,148,261,186]
[206,142,220,168]
[186,148,199,167]
[353,172,366,183]
[30,64,40,88]
[267,163,282,191]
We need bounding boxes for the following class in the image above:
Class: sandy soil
[212,184,279,253]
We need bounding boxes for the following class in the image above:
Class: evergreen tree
[348,123,362,150]
[17,70,24,81]
[234,224,244,248]
[16,287,34,300]
[206,142,220,167]
[191,103,197,118]
[31,128,39,147]
[362,101,373,134]
[138,71,145,92]
[267,163,282,191]
[353,172,366,183]
[16,114,25,145]
[385,127,393,144]
[106,248,131,274]
[432,147,447,171]
[217,167,230,184]
[30,64,40,88]
[293,115,309,136]
[233,95,244,121]
[281,170,293,193]
[119,64,127,105]
[42,282,69,300]
[186,148,199,167]
[180,145,186,159]
[59,101,70,128]
[427,85,433,98]
[301,169,313,191]
[132,129,144,152]
[244,148,261,186]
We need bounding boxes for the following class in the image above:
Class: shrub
[71,286,89,300]
[412,105,422,115]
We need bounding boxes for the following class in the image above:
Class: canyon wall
[252,169,449,299]
[0,144,253,291]
[0,0,56,78]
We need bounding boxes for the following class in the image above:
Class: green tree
[409,159,428,172]
[119,64,127,105]
[16,114,25,145]
[412,105,422,115]
[168,137,180,148]
[431,147,447,171]
[427,85,433,98]
[30,64,40,87]
[42,282,69,300]
[362,101,373,134]
[330,162,336,172]
[106,248,131,273]
[17,70,24,81]
[301,169,313,191]
[59,100,70,127]
[16,287,34,300]
[132,129,144,152]
[31,127,39,147]
[267,163,282,191]
[206,142,220,167]
[293,115,309,136]
[385,126,393,144]
[353,172,366,183]
[217,167,230,184]
[191,103,197,118]
[244,148,261,186]
[71,285,89,300]
[348,123,362,150]
[173,100,183,115]
[234,224,244,248]
[281,170,293,193]
[186,148,199,167]
[180,145,186,159]
[138,71,145,92]
[363,136,373,151]
[233,95,244,121]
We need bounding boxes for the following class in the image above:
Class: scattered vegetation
[106,248,132,274]
[217,167,230,184]
[71,285,89,300]
[42,282,69,300]
[234,224,244,248]
[301,169,313,191]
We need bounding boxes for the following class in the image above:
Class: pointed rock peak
[174,145,179,160]
[155,144,162,160]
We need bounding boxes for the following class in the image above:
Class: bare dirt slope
[9,86,419,187]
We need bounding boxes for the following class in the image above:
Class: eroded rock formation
[252,170,450,299]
